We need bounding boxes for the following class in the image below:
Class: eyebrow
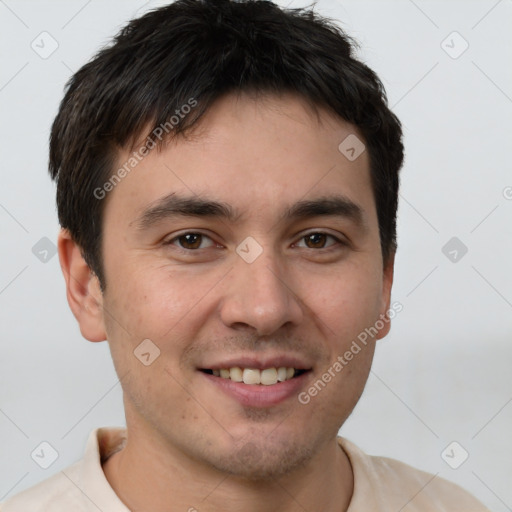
[134,193,366,230]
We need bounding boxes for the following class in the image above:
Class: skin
[59,92,394,512]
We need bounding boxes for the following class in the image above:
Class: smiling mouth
[200,367,309,385]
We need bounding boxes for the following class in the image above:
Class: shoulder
[338,437,490,512]
[0,427,128,512]
[0,463,87,512]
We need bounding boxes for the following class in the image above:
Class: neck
[102,425,353,512]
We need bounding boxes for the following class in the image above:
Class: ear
[58,229,107,342]
[376,251,395,340]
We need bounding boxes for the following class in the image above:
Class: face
[87,93,393,479]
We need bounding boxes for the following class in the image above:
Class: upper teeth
[212,367,296,385]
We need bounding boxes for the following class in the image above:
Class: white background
[0,0,511,510]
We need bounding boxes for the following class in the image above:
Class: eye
[167,232,216,250]
[295,232,342,249]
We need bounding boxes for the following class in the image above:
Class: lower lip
[200,371,310,408]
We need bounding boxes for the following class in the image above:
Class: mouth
[198,356,313,407]
[200,367,309,385]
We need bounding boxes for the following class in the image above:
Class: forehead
[104,92,375,228]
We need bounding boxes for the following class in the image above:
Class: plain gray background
[1,0,511,509]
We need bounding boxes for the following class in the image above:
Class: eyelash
[164,231,346,252]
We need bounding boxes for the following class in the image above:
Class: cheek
[114,355,201,437]
[101,271,201,423]
[104,262,210,339]
[301,261,384,341]
[101,261,226,391]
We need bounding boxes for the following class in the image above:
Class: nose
[219,250,303,336]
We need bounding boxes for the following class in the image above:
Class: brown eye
[304,233,328,248]
[178,233,202,249]
[170,233,215,250]
[294,232,344,250]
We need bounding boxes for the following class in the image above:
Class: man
[1,0,490,510]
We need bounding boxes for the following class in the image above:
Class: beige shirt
[1,427,489,511]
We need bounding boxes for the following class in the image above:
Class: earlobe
[58,229,107,342]
[376,252,395,340]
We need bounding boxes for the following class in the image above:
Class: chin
[203,436,316,481]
